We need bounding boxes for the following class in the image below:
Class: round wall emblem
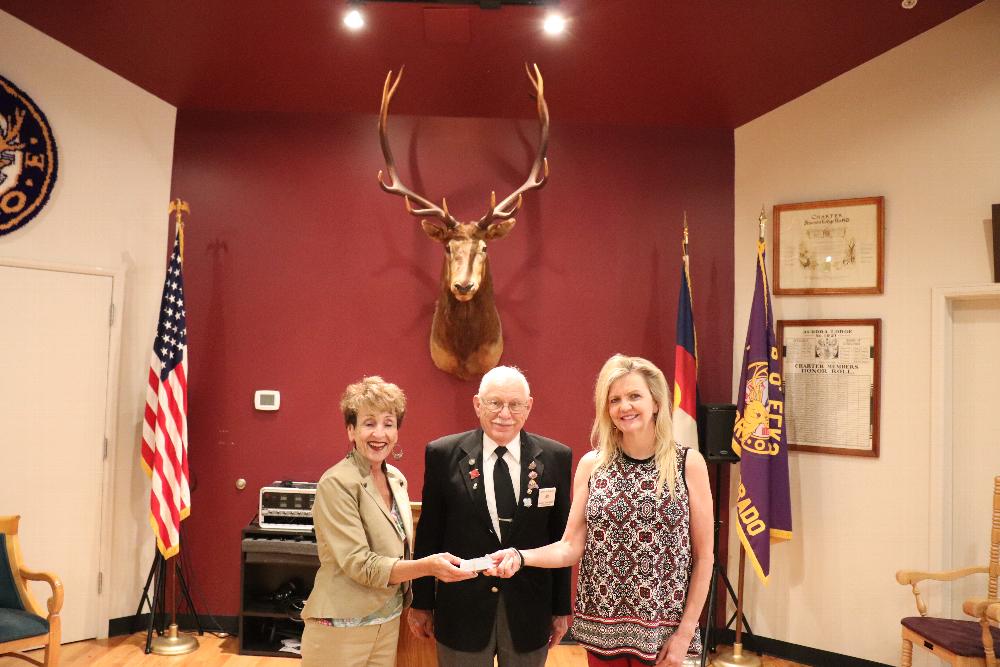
[0,74,58,236]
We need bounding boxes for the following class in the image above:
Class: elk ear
[485,218,516,240]
[420,220,451,243]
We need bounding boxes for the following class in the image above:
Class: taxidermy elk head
[377,64,549,380]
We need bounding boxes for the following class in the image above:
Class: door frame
[0,257,126,640]
[929,282,1000,614]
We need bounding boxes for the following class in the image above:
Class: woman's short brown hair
[340,376,407,428]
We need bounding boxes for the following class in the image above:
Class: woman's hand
[483,548,521,578]
[655,630,694,667]
[423,553,477,582]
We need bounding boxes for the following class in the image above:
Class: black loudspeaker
[697,403,739,463]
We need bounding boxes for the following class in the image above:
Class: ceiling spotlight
[344,8,365,30]
[543,13,566,36]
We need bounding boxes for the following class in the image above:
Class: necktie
[493,446,516,543]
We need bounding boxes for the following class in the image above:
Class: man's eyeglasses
[481,398,529,414]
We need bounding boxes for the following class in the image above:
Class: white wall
[731,1,1000,664]
[1,11,176,623]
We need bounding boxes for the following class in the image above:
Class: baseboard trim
[715,629,892,667]
[111,617,889,665]
[108,614,238,637]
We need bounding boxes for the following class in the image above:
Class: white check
[459,556,496,571]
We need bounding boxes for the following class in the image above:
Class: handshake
[464,548,525,578]
[420,548,524,582]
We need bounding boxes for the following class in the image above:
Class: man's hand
[407,608,434,639]
[548,615,571,648]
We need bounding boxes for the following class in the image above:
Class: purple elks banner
[732,240,793,582]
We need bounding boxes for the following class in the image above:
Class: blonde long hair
[590,354,679,499]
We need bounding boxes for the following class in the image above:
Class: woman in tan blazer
[300,376,475,667]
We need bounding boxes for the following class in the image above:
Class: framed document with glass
[778,319,881,457]
[773,196,884,295]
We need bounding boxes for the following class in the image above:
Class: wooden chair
[896,476,1000,667]
[0,515,63,666]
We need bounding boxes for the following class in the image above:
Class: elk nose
[453,283,475,295]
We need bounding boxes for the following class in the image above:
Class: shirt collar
[482,432,521,464]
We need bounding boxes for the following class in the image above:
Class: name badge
[537,487,556,507]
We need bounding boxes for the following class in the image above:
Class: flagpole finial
[683,210,689,247]
[758,205,767,243]
[167,198,190,262]
[168,198,190,226]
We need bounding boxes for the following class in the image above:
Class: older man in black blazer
[409,366,573,667]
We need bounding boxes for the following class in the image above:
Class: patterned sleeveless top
[572,444,701,664]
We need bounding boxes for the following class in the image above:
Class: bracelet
[513,548,525,571]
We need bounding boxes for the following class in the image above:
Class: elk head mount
[378,64,549,381]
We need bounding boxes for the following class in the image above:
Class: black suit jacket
[412,428,573,653]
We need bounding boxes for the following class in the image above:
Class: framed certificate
[773,196,884,295]
[777,319,881,457]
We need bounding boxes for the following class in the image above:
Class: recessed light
[901,0,917,8]
[344,8,365,30]
[543,13,566,36]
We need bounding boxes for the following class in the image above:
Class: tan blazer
[301,450,414,620]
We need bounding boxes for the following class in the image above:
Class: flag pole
[150,199,198,657]
[710,210,768,667]
[682,210,690,262]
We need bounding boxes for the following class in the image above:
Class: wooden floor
[2,633,806,667]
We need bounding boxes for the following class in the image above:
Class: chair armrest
[987,602,1000,624]
[20,568,64,616]
[895,566,988,616]
[962,597,1000,619]
[896,565,988,585]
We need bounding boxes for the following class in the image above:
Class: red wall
[170,109,734,614]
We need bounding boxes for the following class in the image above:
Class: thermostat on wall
[254,390,281,411]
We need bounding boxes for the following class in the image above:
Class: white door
[0,264,112,643]
[949,296,1000,619]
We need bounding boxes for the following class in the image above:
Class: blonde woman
[488,355,713,667]
[300,376,475,667]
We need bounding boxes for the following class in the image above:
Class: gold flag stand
[148,553,199,655]
[711,208,769,667]
[710,546,761,666]
[150,198,198,657]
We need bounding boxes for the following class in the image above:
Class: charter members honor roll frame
[410,367,572,664]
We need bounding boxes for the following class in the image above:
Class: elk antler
[0,109,26,153]
[377,68,460,229]
[477,63,550,229]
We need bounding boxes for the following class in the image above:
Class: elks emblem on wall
[0,74,58,236]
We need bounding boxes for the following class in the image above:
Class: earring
[392,444,403,461]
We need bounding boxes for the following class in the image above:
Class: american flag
[140,228,190,559]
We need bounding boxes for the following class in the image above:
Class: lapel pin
[469,469,481,480]
[469,458,476,466]
[473,482,478,490]
[523,498,532,507]
[528,461,537,470]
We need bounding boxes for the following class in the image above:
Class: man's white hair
[478,365,531,396]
